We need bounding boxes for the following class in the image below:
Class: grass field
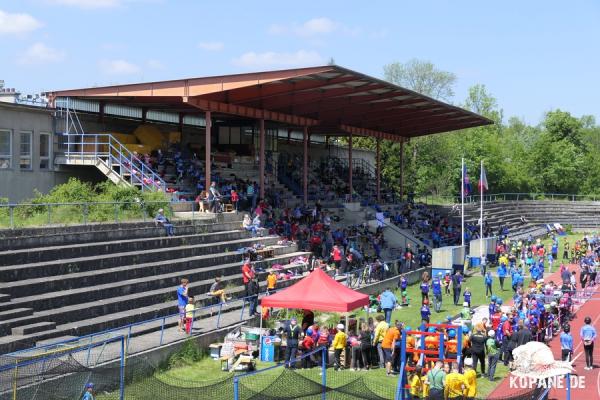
[98,233,591,400]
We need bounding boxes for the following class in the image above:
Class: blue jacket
[498,265,507,278]
[432,279,442,295]
[580,325,597,342]
[380,290,397,310]
[560,333,573,350]
[485,274,493,285]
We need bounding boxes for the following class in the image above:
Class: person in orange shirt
[424,326,440,369]
[266,269,278,294]
[381,321,401,376]
[406,327,419,365]
[445,329,458,360]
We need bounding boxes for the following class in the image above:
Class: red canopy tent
[261,268,369,312]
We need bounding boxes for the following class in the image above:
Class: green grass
[96,233,594,400]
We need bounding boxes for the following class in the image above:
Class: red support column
[348,133,353,201]
[259,119,265,200]
[376,138,381,204]
[205,111,212,192]
[399,138,404,200]
[303,126,308,205]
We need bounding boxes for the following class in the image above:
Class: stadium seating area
[0,215,311,353]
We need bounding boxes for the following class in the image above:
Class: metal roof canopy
[46,65,492,142]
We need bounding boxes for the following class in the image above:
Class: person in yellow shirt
[266,270,278,294]
[421,373,430,399]
[444,363,467,399]
[373,314,389,369]
[462,359,477,400]
[184,296,195,334]
[409,366,423,399]
[332,323,347,371]
[498,253,508,269]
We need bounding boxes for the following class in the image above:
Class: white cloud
[18,42,65,64]
[232,50,325,69]
[146,59,164,70]
[45,0,163,8]
[198,41,224,51]
[99,59,141,75]
[0,10,42,35]
[46,0,121,8]
[269,17,351,37]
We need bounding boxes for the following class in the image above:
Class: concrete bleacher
[434,200,600,241]
[0,215,310,353]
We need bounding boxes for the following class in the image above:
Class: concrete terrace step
[0,248,307,335]
[0,229,249,266]
[0,235,280,282]
[0,262,309,353]
[12,321,56,335]
[0,246,305,303]
[0,308,33,321]
[0,219,242,251]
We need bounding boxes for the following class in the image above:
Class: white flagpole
[480,160,484,261]
[461,158,465,247]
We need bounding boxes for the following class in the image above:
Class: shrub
[167,338,207,369]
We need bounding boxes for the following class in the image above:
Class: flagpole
[461,158,465,247]
[480,160,484,262]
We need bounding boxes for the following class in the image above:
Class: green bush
[167,338,207,369]
[1,178,171,228]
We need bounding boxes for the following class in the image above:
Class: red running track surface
[489,264,600,400]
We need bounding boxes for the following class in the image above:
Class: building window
[39,133,51,169]
[0,130,11,169]
[20,131,32,170]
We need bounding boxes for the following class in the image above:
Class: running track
[489,264,600,400]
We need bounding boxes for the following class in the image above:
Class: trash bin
[260,336,276,362]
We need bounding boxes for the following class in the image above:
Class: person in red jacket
[501,315,514,366]
[242,260,254,298]
[301,333,316,368]
[491,311,502,331]
[230,189,239,212]
[331,245,343,275]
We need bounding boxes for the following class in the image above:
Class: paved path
[489,264,600,400]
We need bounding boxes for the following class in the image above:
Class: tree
[543,110,583,147]
[383,59,457,101]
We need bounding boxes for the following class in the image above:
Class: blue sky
[1,0,599,124]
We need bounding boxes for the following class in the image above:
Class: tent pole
[258,307,263,360]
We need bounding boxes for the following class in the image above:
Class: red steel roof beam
[185,97,318,127]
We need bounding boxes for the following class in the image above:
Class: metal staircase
[54,104,166,192]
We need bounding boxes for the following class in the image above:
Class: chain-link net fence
[0,338,548,400]
[0,336,125,400]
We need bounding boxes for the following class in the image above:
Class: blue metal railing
[60,133,166,192]
[2,290,268,364]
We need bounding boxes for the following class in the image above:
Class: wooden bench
[220,349,252,371]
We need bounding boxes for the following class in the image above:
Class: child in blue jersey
[489,296,497,319]
[420,300,431,323]
[463,287,472,308]
[560,324,573,361]
[485,271,493,297]
[432,273,443,313]
[82,383,94,400]
[420,279,430,305]
[498,263,507,291]
[399,275,408,291]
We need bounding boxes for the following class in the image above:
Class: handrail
[414,192,600,205]
[370,210,430,250]
[61,133,166,192]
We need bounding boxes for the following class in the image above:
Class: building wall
[0,104,106,202]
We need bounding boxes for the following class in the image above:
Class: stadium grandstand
[1,66,599,400]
